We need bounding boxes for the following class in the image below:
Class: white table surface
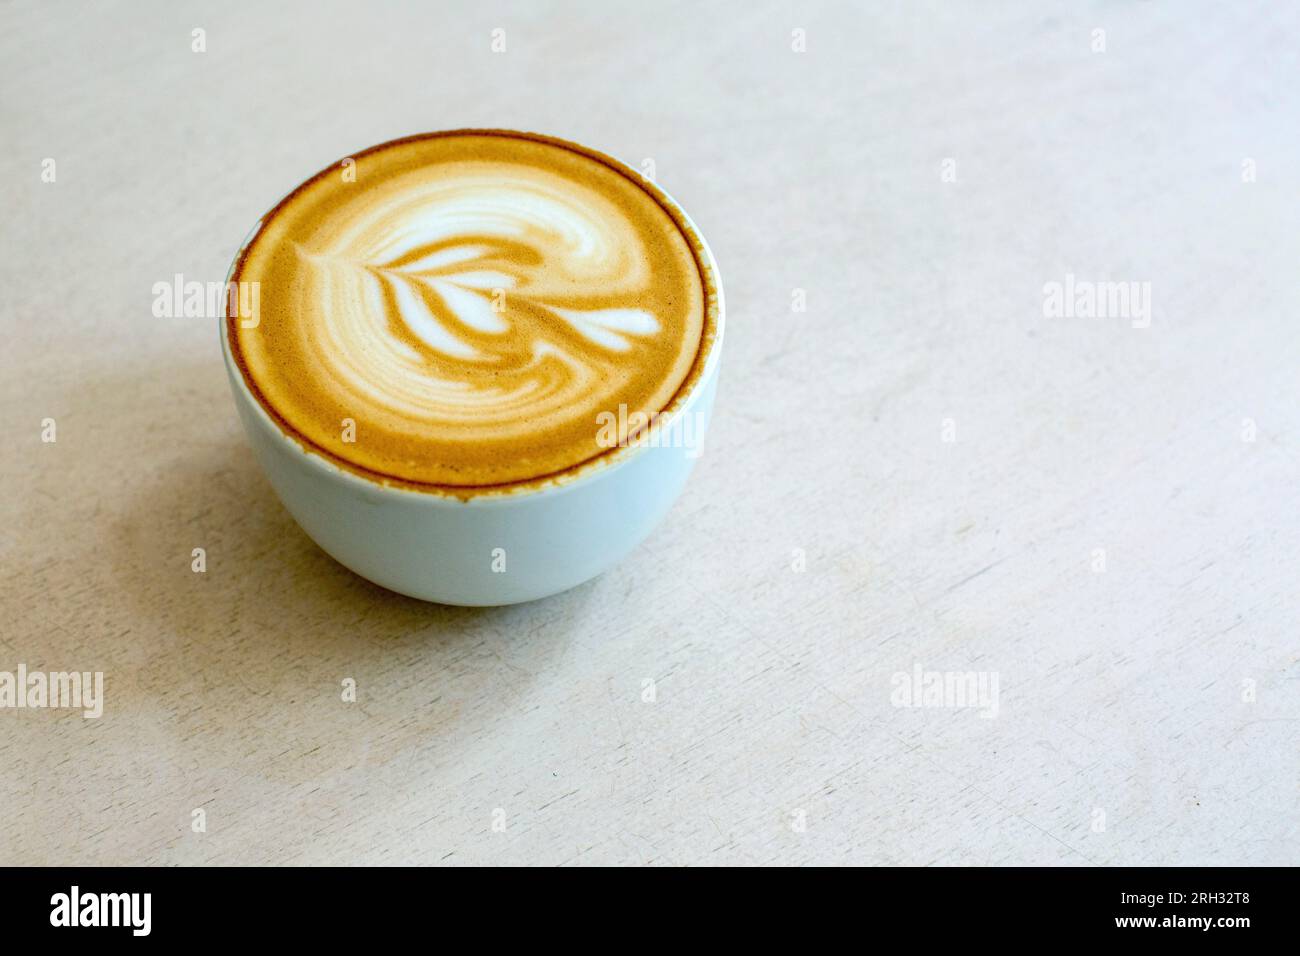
[1,0,1297,866]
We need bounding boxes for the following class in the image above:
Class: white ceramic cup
[220,167,723,606]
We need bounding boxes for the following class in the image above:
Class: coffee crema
[227,131,717,493]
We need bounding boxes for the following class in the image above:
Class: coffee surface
[228,131,712,491]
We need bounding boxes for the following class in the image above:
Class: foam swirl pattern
[229,132,711,490]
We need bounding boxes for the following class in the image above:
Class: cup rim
[220,128,725,505]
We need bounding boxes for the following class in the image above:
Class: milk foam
[229,132,712,490]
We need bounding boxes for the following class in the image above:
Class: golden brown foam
[228,131,716,494]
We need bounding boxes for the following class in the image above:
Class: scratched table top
[2,0,1296,866]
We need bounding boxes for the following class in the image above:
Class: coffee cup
[220,131,723,605]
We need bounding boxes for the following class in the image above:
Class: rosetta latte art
[229,132,711,490]
[304,174,661,430]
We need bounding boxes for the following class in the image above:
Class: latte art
[228,132,715,491]
[304,172,660,431]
